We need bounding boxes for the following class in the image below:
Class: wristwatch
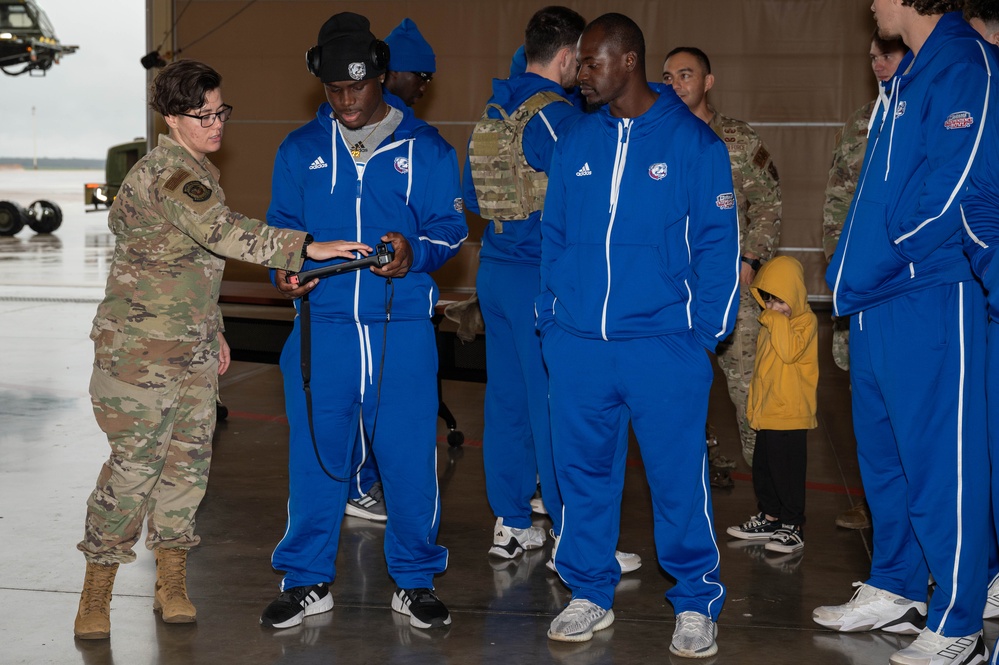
[741,255,762,272]
[301,233,314,260]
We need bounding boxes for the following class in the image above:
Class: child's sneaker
[725,512,781,540]
[765,524,804,553]
[888,628,987,665]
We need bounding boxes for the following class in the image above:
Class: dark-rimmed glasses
[177,104,234,128]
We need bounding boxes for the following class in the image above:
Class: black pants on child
[753,429,807,526]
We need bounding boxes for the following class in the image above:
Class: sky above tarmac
[0,0,145,160]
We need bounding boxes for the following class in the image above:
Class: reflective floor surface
[2,170,995,664]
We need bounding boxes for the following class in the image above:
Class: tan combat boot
[153,548,197,623]
[74,561,119,639]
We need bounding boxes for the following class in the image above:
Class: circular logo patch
[394,156,410,174]
[183,181,212,202]
[348,62,367,81]
[649,162,668,181]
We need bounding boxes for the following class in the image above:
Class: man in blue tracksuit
[257,12,467,632]
[462,5,586,561]
[816,6,994,664]
[538,14,738,657]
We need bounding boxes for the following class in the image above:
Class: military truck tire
[25,200,63,234]
[0,200,27,236]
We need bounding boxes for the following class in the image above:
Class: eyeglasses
[416,72,433,83]
[177,104,234,128]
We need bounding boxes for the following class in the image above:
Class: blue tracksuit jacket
[269,98,468,321]
[827,12,992,315]
[537,83,740,349]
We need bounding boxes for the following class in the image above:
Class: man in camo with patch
[823,33,908,374]
[75,59,359,641]
[664,46,781,466]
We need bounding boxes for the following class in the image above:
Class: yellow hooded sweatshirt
[746,255,818,431]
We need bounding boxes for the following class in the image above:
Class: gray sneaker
[548,598,614,642]
[670,611,718,658]
[344,482,387,522]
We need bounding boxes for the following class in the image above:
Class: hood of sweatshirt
[752,255,810,317]
[487,72,571,114]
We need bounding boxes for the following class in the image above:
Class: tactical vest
[468,90,569,233]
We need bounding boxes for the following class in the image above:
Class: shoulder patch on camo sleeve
[163,168,192,192]
[752,146,770,169]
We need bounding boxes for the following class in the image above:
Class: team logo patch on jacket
[944,111,974,130]
[183,180,212,202]
[894,101,906,119]
[348,62,366,80]
[715,192,735,210]
[648,162,668,181]
[453,197,463,213]
[394,156,410,174]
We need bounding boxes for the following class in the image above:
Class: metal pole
[32,106,37,170]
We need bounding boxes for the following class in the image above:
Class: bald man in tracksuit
[537,15,739,654]
[817,10,994,664]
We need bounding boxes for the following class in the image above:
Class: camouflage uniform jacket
[708,108,781,261]
[822,100,874,261]
[92,134,308,342]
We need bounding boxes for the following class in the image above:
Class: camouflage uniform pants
[832,315,850,371]
[715,285,760,465]
[78,330,218,565]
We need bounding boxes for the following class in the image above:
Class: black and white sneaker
[344,482,387,522]
[765,525,804,553]
[726,512,782,540]
[260,583,333,629]
[391,587,451,629]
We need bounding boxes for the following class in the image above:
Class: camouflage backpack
[468,90,569,233]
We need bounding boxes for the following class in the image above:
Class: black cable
[156,0,192,52]
[300,272,393,483]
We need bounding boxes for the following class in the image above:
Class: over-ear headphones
[306,39,390,78]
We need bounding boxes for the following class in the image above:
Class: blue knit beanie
[384,18,436,73]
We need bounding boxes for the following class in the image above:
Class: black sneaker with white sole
[260,583,333,629]
[391,587,451,629]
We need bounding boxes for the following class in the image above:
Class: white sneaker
[544,533,641,574]
[547,598,614,642]
[670,611,718,658]
[813,582,926,634]
[984,575,999,620]
[488,517,546,559]
[889,629,988,665]
[615,550,642,573]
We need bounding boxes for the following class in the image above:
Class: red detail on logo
[944,112,974,130]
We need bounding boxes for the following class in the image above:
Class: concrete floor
[2,170,995,664]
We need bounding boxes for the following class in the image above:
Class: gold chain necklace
[347,106,390,158]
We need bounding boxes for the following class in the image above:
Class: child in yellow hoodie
[726,255,818,554]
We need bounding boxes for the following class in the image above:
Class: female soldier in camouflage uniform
[74,59,360,640]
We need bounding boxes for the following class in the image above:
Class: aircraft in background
[0,0,77,76]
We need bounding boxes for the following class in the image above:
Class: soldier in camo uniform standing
[820,33,907,531]
[74,59,360,641]
[663,47,782,468]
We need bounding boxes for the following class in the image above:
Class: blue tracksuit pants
[271,317,448,590]
[850,281,988,637]
[542,325,725,615]
[478,260,562,534]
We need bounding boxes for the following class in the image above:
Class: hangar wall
[150,0,878,300]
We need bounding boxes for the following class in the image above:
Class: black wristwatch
[741,255,762,272]
[301,233,314,260]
